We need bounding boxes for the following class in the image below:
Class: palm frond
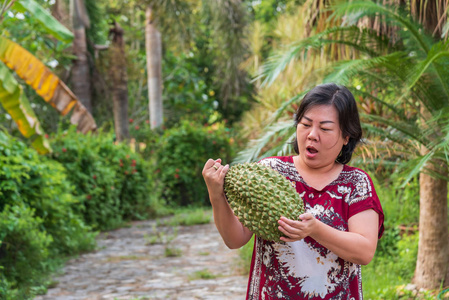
[355,90,412,123]
[361,123,417,151]
[398,151,434,187]
[407,41,449,102]
[362,114,428,147]
[233,120,294,164]
[329,0,434,54]
[257,25,388,87]
[268,92,307,123]
[323,52,405,85]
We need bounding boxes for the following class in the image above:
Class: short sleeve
[347,168,385,239]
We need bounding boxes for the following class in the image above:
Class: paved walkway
[35,218,248,300]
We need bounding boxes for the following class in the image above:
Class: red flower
[131,159,136,166]
[124,171,129,175]
[129,118,134,123]
[93,175,97,180]
[62,148,67,152]
[120,163,124,167]
[175,168,180,173]
[145,120,150,124]
[174,173,180,179]
[86,195,92,200]
[135,125,140,130]
[45,134,49,139]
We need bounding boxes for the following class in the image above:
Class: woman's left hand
[278,213,317,242]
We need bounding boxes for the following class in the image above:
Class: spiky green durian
[224,162,304,242]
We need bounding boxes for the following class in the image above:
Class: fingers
[278,216,304,241]
[203,158,224,174]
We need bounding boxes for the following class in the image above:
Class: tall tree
[71,0,92,112]
[109,21,129,141]
[145,6,163,129]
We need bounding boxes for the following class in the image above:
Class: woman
[202,83,384,299]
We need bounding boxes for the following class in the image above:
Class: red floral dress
[246,156,384,300]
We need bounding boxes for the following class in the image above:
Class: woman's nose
[307,127,319,141]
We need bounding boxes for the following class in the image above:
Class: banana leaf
[0,36,96,134]
[0,61,51,154]
[12,0,73,43]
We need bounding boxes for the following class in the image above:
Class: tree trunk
[145,6,163,130]
[71,0,92,113]
[414,162,449,289]
[109,21,129,142]
[410,0,448,37]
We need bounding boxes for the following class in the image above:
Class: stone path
[35,218,248,300]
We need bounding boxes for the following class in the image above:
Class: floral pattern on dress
[246,156,384,300]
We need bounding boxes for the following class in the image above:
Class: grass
[164,246,182,257]
[188,269,218,280]
[158,207,213,227]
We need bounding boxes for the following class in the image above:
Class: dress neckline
[287,155,346,192]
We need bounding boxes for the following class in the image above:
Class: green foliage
[49,126,162,230]
[363,232,419,299]
[188,269,217,280]
[0,204,51,291]
[159,207,212,227]
[0,131,95,255]
[163,50,218,128]
[245,0,305,24]
[154,120,235,206]
[238,235,255,275]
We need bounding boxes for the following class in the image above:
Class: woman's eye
[300,123,310,127]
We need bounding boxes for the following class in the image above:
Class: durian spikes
[224,162,304,242]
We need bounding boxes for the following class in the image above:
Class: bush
[49,126,162,230]
[0,131,95,255]
[0,204,51,292]
[154,120,235,206]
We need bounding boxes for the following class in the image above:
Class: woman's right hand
[202,158,229,201]
[202,158,253,249]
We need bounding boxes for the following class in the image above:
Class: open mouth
[306,146,318,155]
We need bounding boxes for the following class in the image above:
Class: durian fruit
[224,162,304,242]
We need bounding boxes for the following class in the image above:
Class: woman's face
[296,104,349,169]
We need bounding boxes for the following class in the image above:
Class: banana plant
[0,0,96,154]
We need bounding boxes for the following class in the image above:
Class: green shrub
[0,204,51,289]
[363,227,419,299]
[50,126,162,230]
[154,120,235,206]
[238,235,255,275]
[0,131,95,255]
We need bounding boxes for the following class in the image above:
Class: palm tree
[145,5,163,129]
[71,0,92,113]
[109,21,130,142]
[238,1,449,290]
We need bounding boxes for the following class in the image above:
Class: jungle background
[0,0,449,299]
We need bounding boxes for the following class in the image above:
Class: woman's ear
[344,136,349,145]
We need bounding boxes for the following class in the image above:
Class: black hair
[292,83,362,164]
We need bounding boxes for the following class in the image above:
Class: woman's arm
[278,209,379,265]
[202,158,253,249]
